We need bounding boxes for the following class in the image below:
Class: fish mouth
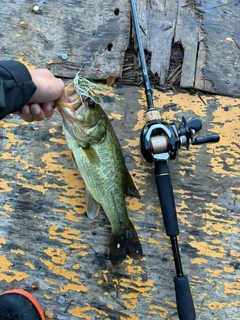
[55,83,87,122]
[55,83,92,144]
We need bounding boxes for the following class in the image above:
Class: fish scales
[65,123,126,223]
[56,83,143,265]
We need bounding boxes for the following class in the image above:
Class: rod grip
[174,276,196,320]
[154,161,179,236]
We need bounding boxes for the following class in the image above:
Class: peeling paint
[0,86,239,319]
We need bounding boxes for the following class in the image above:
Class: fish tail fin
[109,222,143,265]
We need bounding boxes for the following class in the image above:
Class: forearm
[0,61,36,120]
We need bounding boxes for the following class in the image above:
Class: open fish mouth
[55,83,100,145]
[56,73,109,119]
[55,83,87,121]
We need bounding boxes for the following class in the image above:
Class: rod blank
[130,0,154,110]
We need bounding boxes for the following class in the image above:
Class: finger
[30,104,45,121]
[28,69,65,103]
[41,102,54,118]
[21,105,35,122]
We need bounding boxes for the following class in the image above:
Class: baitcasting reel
[140,109,220,163]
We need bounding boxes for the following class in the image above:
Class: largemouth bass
[56,83,143,265]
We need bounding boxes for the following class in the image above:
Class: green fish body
[57,86,143,265]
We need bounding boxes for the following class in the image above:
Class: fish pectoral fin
[125,168,141,199]
[82,145,99,164]
[70,151,78,169]
[86,189,100,219]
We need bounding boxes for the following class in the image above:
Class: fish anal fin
[86,189,100,219]
[125,169,141,199]
[109,222,143,265]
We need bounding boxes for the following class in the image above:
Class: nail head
[61,54,68,60]
[124,155,131,163]
[33,5,40,13]
[57,296,65,305]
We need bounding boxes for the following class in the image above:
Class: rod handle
[154,161,179,236]
[174,276,196,320]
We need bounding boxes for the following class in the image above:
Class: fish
[56,83,143,265]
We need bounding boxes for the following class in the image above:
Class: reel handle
[174,276,196,320]
[192,133,220,145]
[186,117,202,132]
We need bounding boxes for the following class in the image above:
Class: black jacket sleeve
[0,61,37,120]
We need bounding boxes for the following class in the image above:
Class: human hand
[15,69,64,122]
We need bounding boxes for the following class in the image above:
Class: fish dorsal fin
[86,189,100,219]
[125,168,141,199]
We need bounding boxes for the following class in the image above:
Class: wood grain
[1,0,239,96]
[0,85,239,319]
[0,0,130,79]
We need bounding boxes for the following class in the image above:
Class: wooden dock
[0,0,239,96]
[0,0,240,319]
[1,86,240,319]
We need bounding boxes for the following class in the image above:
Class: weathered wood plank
[174,0,200,88]
[135,0,199,88]
[0,0,130,79]
[136,0,240,97]
[195,1,240,97]
[1,0,239,97]
[0,86,239,319]
[134,0,178,84]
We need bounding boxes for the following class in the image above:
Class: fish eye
[88,100,95,108]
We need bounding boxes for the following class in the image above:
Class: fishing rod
[130,0,220,319]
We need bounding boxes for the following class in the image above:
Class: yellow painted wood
[0,86,239,319]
